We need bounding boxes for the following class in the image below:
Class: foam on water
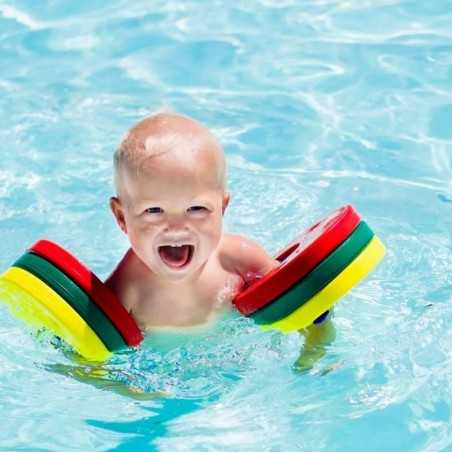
[0,0,451,450]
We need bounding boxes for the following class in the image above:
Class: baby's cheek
[202,221,223,250]
[129,225,156,256]
[135,221,159,239]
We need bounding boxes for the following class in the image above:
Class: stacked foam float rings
[0,240,143,361]
[233,205,386,332]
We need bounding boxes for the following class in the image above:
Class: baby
[105,112,280,331]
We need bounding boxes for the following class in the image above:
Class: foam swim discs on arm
[264,235,386,332]
[13,252,127,352]
[233,205,361,315]
[1,266,111,361]
[0,239,144,361]
[29,240,143,347]
[233,205,385,332]
[251,221,374,325]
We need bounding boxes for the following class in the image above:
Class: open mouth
[158,244,194,269]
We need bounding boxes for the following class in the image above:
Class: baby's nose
[164,214,188,232]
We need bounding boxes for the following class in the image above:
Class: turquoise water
[0,0,451,450]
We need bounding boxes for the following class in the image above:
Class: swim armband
[233,205,385,332]
[0,240,143,361]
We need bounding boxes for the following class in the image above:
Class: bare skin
[51,113,332,399]
[106,113,279,331]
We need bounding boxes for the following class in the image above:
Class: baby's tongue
[159,245,190,268]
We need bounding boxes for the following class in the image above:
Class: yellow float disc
[262,236,385,333]
[0,267,111,361]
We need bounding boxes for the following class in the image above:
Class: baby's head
[111,112,229,281]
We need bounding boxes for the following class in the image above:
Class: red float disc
[29,240,143,347]
[233,205,361,315]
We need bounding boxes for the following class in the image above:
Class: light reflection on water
[0,0,451,450]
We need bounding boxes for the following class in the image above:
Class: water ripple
[1,0,452,450]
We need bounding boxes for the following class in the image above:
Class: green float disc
[251,221,374,324]
[14,253,126,352]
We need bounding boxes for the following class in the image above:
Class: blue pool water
[0,0,451,450]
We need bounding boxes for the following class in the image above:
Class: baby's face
[113,151,228,282]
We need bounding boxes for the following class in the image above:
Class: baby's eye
[145,207,163,215]
[187,206,209,214]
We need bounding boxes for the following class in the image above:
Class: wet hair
[113,113,227,196]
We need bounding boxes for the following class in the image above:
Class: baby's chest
[133,269,240,328]
[165,270,238,307]
[154,280,220,306]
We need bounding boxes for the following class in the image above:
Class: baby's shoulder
[217,233,278,281]
[218,233,258,260]
[105,248,146,312]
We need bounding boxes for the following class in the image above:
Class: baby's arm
[220,234,335,372]
[46,357,166,400]
[218,234,280,285]
[294,313,336,372]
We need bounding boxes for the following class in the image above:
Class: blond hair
[113,113,227,195]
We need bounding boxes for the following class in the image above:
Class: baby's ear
[110,196,127,234]
[222,193,230,215]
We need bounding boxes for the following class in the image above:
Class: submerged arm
[294,311,336,372]
[45,348,165,400]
